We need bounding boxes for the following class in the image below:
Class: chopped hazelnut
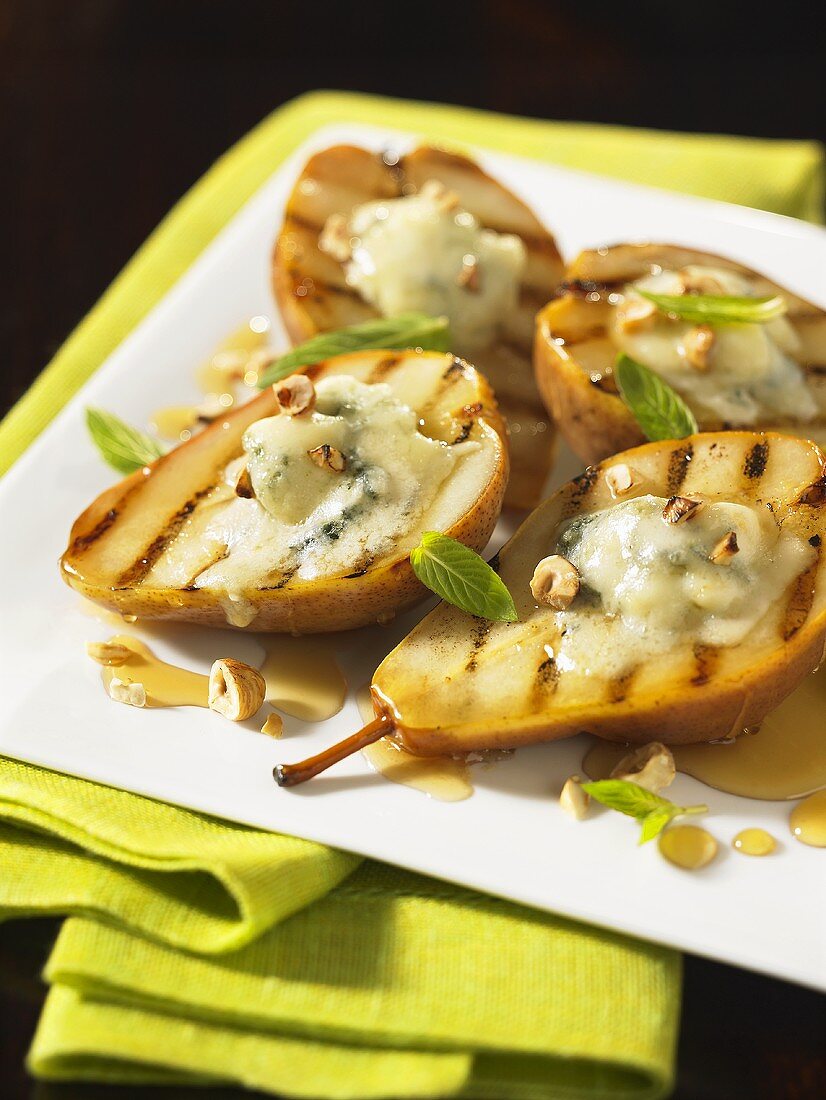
[683,325,715,371]
[610,742,676,794]
[234,466,255,499]
[308,444,347,472]
[108,678,146,707]
[457,256,480,292]
[208,658,266,722]
[560,775,590,820]
[318,213,352,263]
[87,641,131,667]
[662,496,702,524]
[273,374,316,416]
[530,555,580,610]
[419,179,460,212]
[605,463,634,498]
[261,712,284,739]
[709,530,739,564]
[616,296,657,333]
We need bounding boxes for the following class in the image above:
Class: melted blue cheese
[324,181,525,355]
[551,495,812,677]
[196,376,463,588]
[613,266,815,425]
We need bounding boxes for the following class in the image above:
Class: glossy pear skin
[61,350,508,633]
[273,143,564,508]
[534,243,826,464]
[373,432,826,754]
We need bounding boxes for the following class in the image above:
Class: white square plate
[2,122,824,989]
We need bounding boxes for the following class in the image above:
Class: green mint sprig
[257,313,452,387]
[582,778,707,844]
[410,532,518,623]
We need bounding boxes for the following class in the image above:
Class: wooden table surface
[1,2,824,1097]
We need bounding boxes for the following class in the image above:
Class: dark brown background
[1,1,825,1097]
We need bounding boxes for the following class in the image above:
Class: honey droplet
[732,827,776,856]
[789,790,826,847]
[658,825,718,870]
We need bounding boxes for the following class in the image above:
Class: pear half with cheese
[273,144,564,509]
[61,350,507,632]
[368,432,826,755]
[535,243,826,464]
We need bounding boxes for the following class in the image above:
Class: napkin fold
[25,860,678,1099]
[2,90,822,1100]
[0,756,359,953]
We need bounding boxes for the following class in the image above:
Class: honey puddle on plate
[100,636,209,708]
[583,665,826,801]
[260,637,346,723]
[356,683,473,802]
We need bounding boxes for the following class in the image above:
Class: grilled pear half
[61,351,507,633]
[273,143,564,509]
[369,432,826,755]
[535,243,826,464]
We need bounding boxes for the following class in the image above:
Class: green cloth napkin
[28,866,679,1099]
[0,756,679,1099]
[1,90,822,1099]
[0,756,359,953]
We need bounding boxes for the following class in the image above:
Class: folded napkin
[1,91,822,1100]
[0,756,358,953]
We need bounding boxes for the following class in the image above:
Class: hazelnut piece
[530,555,580,610]
[209,658,266,722]
[273,374,316,416]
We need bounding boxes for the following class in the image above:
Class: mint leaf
[582,778,707,844]
[86,407,165,474]
[638,806,679,845]
[410,532,518,623]
[257,313,452,387]
[615,354,698,442]
[581,779,670,819]
[637,290,786,326]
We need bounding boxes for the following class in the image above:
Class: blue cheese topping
[550,494,812,677]
[613,265,815,425]
[195,376,466,588]
[321,181,525,355]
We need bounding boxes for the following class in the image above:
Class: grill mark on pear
[782,552,821,639]
[607,666,637,704]
[743,441,769,480]
[181,544,229,589]
[691,644,720,686]
[562,466,599,518]
[283,211,323,235]
[366,355,402,383]
[116,485,217,587]
[796,476,826,506]
[666,443,693,495]
[70,508,120,554]
[532,655,560,702]
[465,620,492,673]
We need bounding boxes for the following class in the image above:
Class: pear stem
[274,715,392,787]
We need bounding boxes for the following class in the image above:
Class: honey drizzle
[582,666,826,801]
[356,683,473,802]
[260,637,346,723]
[99,636,209,708]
